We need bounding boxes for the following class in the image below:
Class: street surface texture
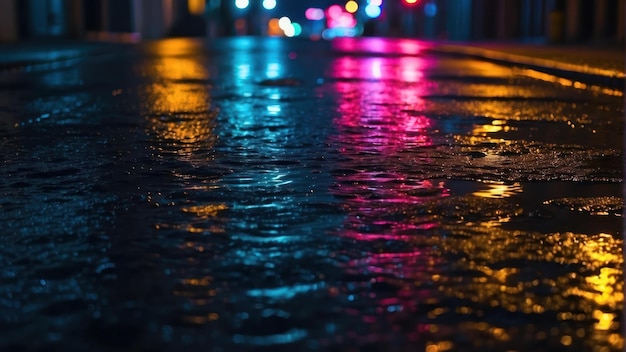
[0,37,623,351]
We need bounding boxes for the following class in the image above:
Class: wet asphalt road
[0,37,623,351]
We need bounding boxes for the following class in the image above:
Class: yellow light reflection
[561,335,572,346]
[150,38,208,67]
[425,341,454,352]
[151,116,213,145]
[141,39,216,159]
[181,276,212,286]
[458,134,511,147]
[433,225,623,350]
[479,217,511,228]
[180,313,219,325]
[146,83,209,113]
[472,119,515,135]
[147,56,208,81]
[573,233,624,309]
[473,182,522,199]
[593,310,615,330]
[182,203,229,218]
[142,39,226,239]
[472,61,520,79]
[475,124,502,133]
[519,68,623,97]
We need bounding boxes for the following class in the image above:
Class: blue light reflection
[246,282,325,300]
[233,328,308,345]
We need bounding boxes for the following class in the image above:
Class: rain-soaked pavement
[0,37,623,352]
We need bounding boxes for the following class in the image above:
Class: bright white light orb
[365,4,381,18]
[262,0,276,10]
[278,16,291,30]
[235,0,249,9]
[283,24,295,37]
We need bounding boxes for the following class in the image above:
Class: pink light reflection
[399,57,424,82]
[332,37,434,56]
[330,56,426,84]
[328,46,448,330]
[331,56,430,153]
[370,59,382,79]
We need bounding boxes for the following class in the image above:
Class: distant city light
[284,24,295,37]
[424,2,437,16]
[305,8,325,21]
[268,18,282,36]
[188,0,205,15]
[234,18,247,33]
[278,16,292,31]
[368,0,382,7]
[235,0,249,9]
[403,0,418,5]
[336,13,356,28]
[327,4,343,18]
[345,0,358,13]
[365,4,381,18]
[262,0,276,10]
[274,17,301,37]
[292,23,302,36]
